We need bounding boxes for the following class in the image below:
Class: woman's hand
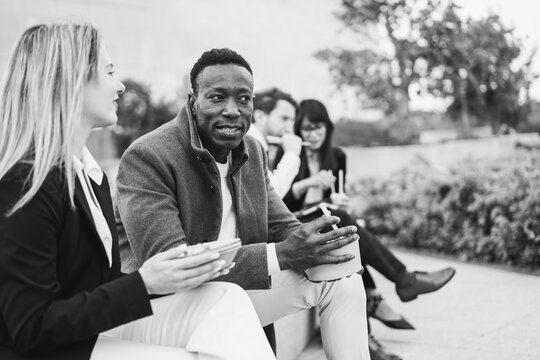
[292,170,336,199]
[313,170,336,190]
[330,192,352,211]
[138,244,230,295]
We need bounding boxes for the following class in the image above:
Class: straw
[319,203,339,230]
[266,136,311,146]
[338,170,344,194]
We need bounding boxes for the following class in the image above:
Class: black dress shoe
[372,312,415,330]
[367,292,415,330]
[368,335,402,360]
[396,267,456,302]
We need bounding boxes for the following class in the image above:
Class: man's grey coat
[116,104,301,290]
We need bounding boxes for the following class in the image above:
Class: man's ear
[187,93,196,114]
[253,109,265,124]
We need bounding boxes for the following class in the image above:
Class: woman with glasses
[0,22,276,360]
[279,99,455,360]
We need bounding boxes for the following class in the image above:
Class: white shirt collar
[73,146,103,185]
[215,153,231,177]
[247,125,268,152]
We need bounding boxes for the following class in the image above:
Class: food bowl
[305,238,363,282]
[183,238,241,268]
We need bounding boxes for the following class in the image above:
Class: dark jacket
[281,146,347,213]
[0,165,152,360]
[116,104,301,290]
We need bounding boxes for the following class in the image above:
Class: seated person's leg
[365,282,415,330]
[91,336,198,360]
[298,207,456,302]
[106,282,275,360]
[355,225,406,282]
[248,270,370,360]
[330,208,456,302]
[297,207,407,281]
[363,266,376,290]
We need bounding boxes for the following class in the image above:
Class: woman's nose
[117,79,126,94]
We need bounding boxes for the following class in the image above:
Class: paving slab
[297,249,540,360]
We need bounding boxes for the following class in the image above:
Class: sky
[1,0,539,120]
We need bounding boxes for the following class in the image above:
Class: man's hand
[281,133,303,156]
[275,215,358,273]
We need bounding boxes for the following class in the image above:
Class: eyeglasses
[300,123,326,133]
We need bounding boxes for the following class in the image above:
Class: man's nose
[223,99,240,117]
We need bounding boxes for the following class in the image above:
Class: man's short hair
[190,48,253,94]
[253,87,297,116]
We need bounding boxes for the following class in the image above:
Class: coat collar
[82,146,103,185]
[176,103,250,175]
[246,125,268,152]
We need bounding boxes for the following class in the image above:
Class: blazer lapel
[74,176,112,267]
[74,177,96,230]
[89,175,116,234]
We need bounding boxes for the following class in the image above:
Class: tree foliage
[316,0,428,118]
[113,79,177,156]
[419,2,536,135]
[318,0,536,136]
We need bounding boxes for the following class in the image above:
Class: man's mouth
[216,125,242,135]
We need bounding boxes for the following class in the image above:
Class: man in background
[247,87,303,197]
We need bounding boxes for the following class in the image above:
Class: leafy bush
[112,79,178,157]
[333,111,455,147]
[349,150,540,269]
[334,118,420,147]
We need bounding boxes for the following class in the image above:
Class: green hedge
[349,150,540,269]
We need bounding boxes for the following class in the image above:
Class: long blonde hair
[0,22,101,216]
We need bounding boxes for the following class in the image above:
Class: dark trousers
[296,206,406,290]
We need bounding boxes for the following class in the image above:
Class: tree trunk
[459,79,472,138]
[396,84,410,121]
[392,87,411,144]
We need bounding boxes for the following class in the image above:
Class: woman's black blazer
[280,146,347,213]
[0,165,152,360]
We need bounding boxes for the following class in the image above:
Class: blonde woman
[0,23,276,360]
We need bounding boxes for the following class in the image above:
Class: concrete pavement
[298,249,540,360]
